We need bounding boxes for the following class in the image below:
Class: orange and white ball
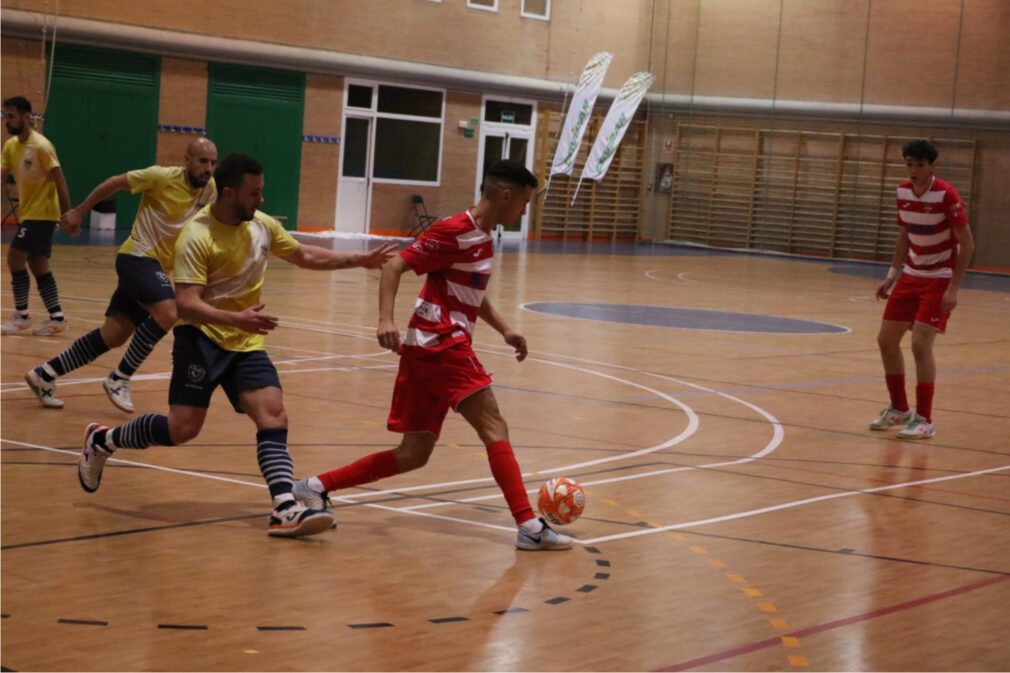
[537,477,586,525]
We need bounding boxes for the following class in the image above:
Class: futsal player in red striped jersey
[295,160,572,550]
[872,140,974,439]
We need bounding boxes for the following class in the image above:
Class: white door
[335,115,372,233]
[476,128,534,239]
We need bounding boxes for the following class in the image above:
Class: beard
[5,122,23,135]
[187,170,212,187]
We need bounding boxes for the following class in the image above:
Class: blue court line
[522,302,850,335]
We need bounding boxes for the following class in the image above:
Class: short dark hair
[481,159,538,194]
[902,139,938,164]
[214,153,263,191]
[2,96,32,114]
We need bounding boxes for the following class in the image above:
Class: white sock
[113,368,131,381]
[273,493,295,508]
[308,476,325,492]
[520,517,544,534]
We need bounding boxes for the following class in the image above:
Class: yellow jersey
[119,166,216,271]
[173,206,300,352]
[1,130,62,221]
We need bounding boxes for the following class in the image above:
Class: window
[521,0,550,20]
[347,81,445,184]
[484,100,534,125]
[347,84,373,109]
[467,0,498,12]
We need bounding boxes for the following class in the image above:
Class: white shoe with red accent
[869,407,913,431]
[1,312,32,335]
[897,415,935,439]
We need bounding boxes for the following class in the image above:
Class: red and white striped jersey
[399,210,493,352]
[895,177,968,278]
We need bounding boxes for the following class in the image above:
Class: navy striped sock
[42,329,110,378]
[35,272,63,320]
[116,317,167,378]
[256,428,294,499]
[11,269,30,313]
[109,413,174,449]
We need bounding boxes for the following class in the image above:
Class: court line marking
[0,438,518,535]
[519,301,853,336]
[579,463,1010,545]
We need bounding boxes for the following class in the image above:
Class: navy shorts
[168,325,282,412]
[106,254,176,326]
[10,220,57,257]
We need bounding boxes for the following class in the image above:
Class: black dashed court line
[577,584,598,593]
[595,573,611,580]
[544,597,570,605]
[583,546,602,554]
[158,624,208,630]
[429,616,469,624]
[2,664,16,671]
[257,625,306,631]
[1,613,9,619]
[494,607,529,616]
[348,622,394,629]
[596,560,611,567]
[57,618,107,626]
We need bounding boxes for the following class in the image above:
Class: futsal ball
[538,477,585,525]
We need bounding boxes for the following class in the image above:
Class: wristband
[886,267,898,280]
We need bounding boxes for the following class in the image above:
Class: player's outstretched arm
[479,296,528,362]
[60,173,129,234]
[176,283,279,335]
[283,242,397,271]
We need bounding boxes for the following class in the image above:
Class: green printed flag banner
[549,52,614,177]
[580,71,653,185]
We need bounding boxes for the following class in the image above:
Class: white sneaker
[1,312,32,335]
[104,374,135,413]
[292,477,331,510]
[516,518,574,551]
[267,499,333,538]
[897,414,935,439]
[24,369,64,409]
[869,407,913,431]
[32,318,68,336]
[78,423,112,493]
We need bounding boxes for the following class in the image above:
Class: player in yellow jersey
[77,153,396,537]
[1,97,73,336]
[24,138,217,411]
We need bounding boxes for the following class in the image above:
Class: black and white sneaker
[268,499,333,538]
[292,477,331,510]
[78,423,112,493]
[516,517,574,551]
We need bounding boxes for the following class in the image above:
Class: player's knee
[396,443,433,471]
[877,330,899,352]
[100,320,131,348]
[151,302,178,331]
[910,336,932,359]
[26,257,48,276]
[168,419,201,445]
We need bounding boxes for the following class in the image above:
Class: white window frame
[521,0,550,21]
[467,0,499,12]
[344,77,446,187]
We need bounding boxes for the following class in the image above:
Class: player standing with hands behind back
[871,140,974,439]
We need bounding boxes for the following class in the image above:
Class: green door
[206,64,304,230]
[44,45,160,229]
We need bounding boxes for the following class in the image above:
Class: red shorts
[883,274,952,333]
[387,343,494,437]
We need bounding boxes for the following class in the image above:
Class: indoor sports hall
[2,2,1008,671]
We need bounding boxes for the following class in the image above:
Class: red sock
[486,441,535,525]
[885,374,909,412]
[915,382,935,423]
[318,449,401,492]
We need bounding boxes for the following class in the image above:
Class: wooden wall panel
[155,58,208,167]
[692,0,782,99]
[297,73,342,230]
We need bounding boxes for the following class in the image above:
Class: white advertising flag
[580,71,654,186]
[549,51,614,177]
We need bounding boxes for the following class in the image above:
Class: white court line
[579,464,1010,545]
[0,438,517,535]
[401,359,783,511]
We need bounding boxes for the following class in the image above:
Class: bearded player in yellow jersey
[1,96,73,337]
[77,153,395,537]
[24,137,217,412]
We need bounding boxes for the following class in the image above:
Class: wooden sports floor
[2,240,1009,671]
